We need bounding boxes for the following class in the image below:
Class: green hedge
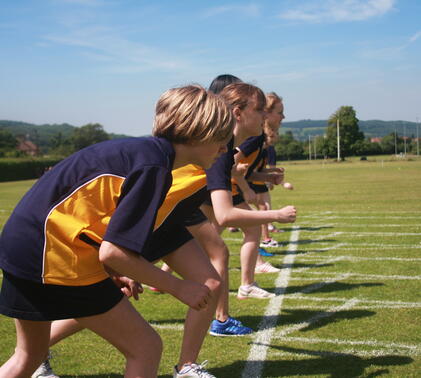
[0,157,64,182]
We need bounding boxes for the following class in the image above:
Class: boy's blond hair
[153,85,234,144]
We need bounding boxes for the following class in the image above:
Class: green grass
[1,159,421,377]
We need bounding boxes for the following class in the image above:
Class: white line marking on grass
[241,226,300,378]
[272,335,421,353]
[301,223,421,228]
[331,232,421,237]
[302,243,421,253]
[297,255,421,262]
[290,272,421,280]
[272,348,421,358]
[294,257,346,272]
[276,298,359,338]
[281,303,421,309]
[285,294,421,307]
[150,323,184,331]
[291,274,350,293]
[301,215,421,220]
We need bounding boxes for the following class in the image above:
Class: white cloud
[44,26,188,73]
[202,3,260,18]
[409,30,421,43]
[279,0,395,23]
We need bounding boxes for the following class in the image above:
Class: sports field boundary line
[241,226,300,378]
[285,294,421,306]
[272,335,421,353]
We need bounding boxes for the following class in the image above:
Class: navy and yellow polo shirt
[232,134,265,190]
[0,137,175,286]
[204,137,236,194]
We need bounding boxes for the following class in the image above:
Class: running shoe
[259,238,279,248]
[32,354,59,378]
[255,261,281,274]
[237,282,276,299]
[209,316,253,336]
[173,360,216,378]
[258,247,274,257]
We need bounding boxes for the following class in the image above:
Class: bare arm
[210,189,296,228]
[99,241,211,311]
[247,167,284,184]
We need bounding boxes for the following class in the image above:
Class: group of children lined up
[0,74,297,378]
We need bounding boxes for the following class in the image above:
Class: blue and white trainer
[258,247,274,257]
[209,316,253,336]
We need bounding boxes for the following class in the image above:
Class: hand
[174,280,211,311]
[232,163,249,178]
[112,276,143,300]
[276,205,297,223]
[265,167,284,185]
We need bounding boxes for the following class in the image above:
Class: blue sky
[1,0,420,136]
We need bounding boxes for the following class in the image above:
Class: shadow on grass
[211,344,413,378]
[235,306,375,333]
[286,281,384,295]
[277,308,376,332]
[60,348,414,378]
[277,238,338,247]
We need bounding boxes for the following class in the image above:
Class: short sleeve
[238,134,265,157]
[103,165,172,254]
[205,138,235,192]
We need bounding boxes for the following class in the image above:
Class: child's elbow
[214,212,231,228]
[99,241,116,265]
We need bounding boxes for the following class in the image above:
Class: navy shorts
[249,183,269,194]
[144,222,194,261]
[183,208,208,227]
[232,193,245,206]
[0,270,124,321]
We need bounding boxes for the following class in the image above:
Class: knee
[206,275,222,297]
[243,225,261,240]
[125,328,163,361]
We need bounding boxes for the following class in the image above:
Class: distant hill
[1,119,418,147]
[0,120,132,152]
[282,119,418,140]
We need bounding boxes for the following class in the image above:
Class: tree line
[1,108,420,160]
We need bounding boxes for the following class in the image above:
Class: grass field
[1,157,420,377]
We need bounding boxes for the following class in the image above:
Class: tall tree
[0,129,17,155]
[325,106,364,159]
[72,123,109,151]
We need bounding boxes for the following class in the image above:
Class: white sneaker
[32,357,59,378]
[237,282,276,299]
[259,238,279,248]
[173,360,216,377]
[255,261,281,274]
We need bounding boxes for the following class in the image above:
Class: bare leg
[50,319,84,346]
[188,221,230,322]
[77,297,162,378]
[236,202,261,286]
[0,319,51,378]
[163,239,221,370]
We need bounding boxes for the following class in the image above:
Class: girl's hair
[263,92,283,135]
[265,92,283,112]
[209,74,242,94]
[153,85,234,144]
[219,83,266,111]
